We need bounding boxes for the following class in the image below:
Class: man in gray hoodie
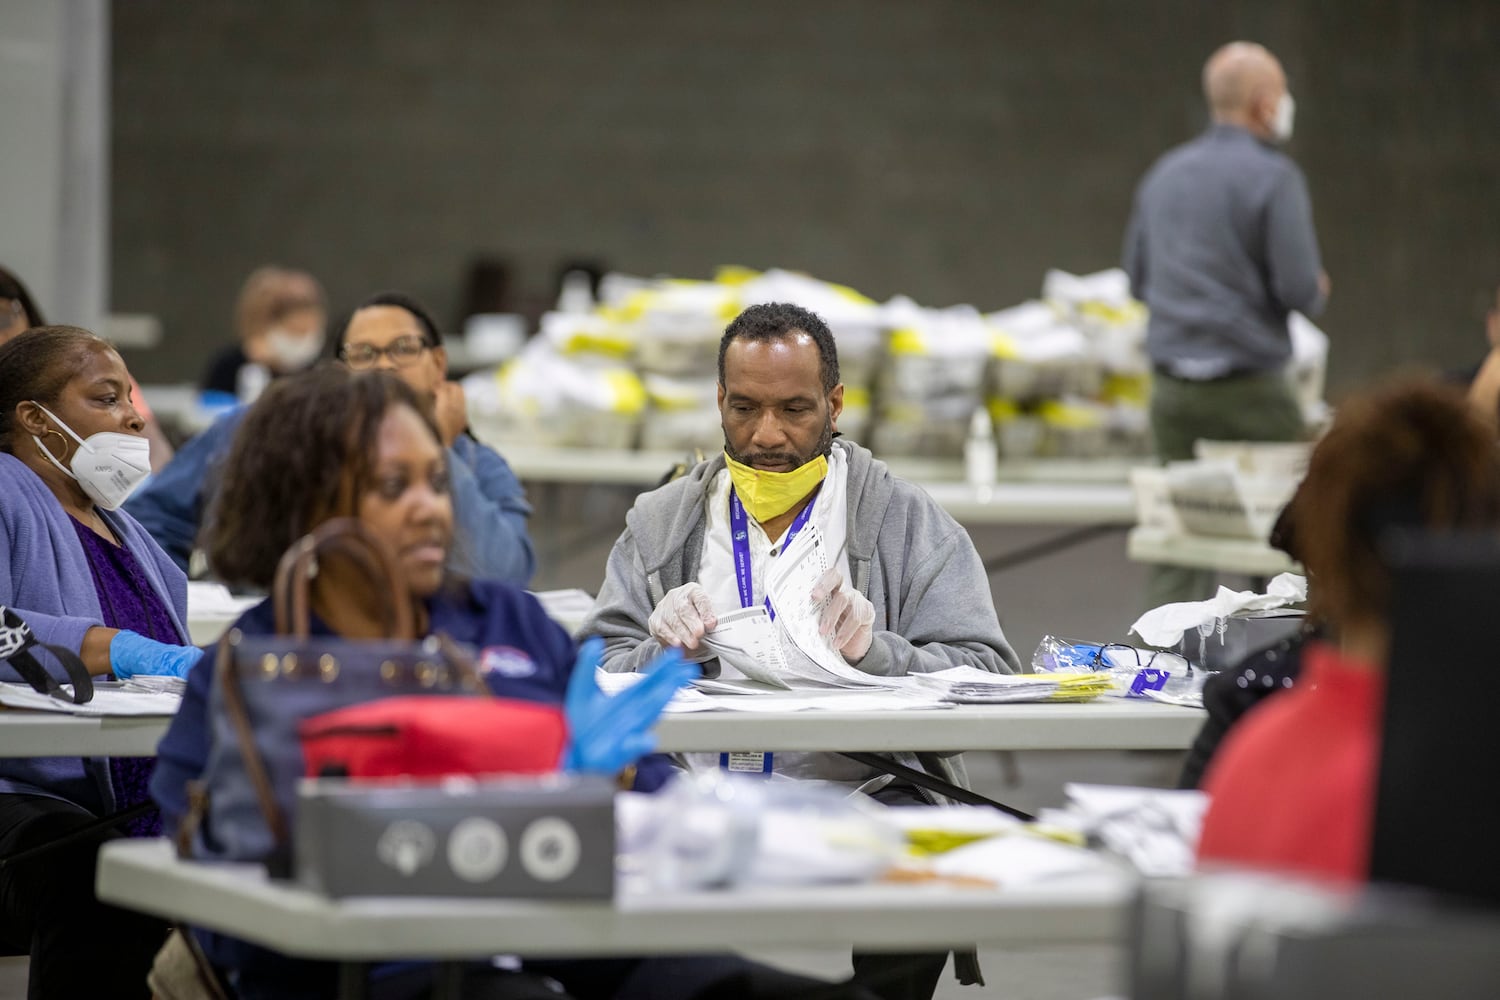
[582,301,1019,998]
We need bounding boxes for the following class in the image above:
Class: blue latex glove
[109,630,203,680]
[561,637,696,775]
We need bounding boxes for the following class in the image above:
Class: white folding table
[0,698,1202,761]
[652,698,1204,754]
[97,838,1135,960]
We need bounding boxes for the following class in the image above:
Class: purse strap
[0,606,94,704]
[214,632,290,850]
[272,518,414,640]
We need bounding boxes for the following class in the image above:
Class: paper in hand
[766,526,893,689]
[700,607,792,688]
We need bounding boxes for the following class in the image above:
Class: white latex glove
[811,567,875,663]
[647,583,718,662]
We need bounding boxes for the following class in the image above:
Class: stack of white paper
[906,665,1113,704]
[596,671,951,714]
[928,833,1113,887]
[0,683,181,717]
[595,672,722,713]
[1036,783,1209,878]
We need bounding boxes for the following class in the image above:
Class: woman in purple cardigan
[0,327,203,997]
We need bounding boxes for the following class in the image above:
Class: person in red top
[1197,378,1500,881]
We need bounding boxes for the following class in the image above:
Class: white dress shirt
[688,448,878,784]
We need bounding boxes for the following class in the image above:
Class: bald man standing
[1124,41,1328,608]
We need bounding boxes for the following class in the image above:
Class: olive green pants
[1145,368,1305,612]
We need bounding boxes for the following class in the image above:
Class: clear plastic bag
[1030,635,1205,701]
[617,770,904,891]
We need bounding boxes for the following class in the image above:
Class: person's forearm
[460,517,536,584]
[447,446,536,585]
[81,626,121,675]
[858,632,1013,677]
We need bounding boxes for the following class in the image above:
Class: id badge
[1129,668,1170,697]
[720,752,773,775]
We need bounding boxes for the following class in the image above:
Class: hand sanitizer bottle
[965,405,997,492]
[557,270,594,314]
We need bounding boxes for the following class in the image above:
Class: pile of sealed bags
[463,264,1163,460]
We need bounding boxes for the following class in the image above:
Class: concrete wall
[111,1,1500,388]
[1,0,109,331]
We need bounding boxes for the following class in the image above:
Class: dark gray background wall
[111,1,1500,390]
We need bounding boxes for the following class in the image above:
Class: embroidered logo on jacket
[480,645,538,678]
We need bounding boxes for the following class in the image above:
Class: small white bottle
[557,270,594,314]
[964,405,997,493]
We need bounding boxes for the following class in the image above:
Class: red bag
[298,696,566,781]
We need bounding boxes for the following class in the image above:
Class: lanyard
[728,484,820,620]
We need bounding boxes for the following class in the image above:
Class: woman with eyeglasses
[126,291,535,586]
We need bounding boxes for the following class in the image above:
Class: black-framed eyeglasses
[1090,643,1194,696]
[339,336,430,370]
[1088,643,1192,673]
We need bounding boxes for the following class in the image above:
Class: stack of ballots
[602,664,1115,712]
[665,524,1112,704]
[908,666,1114,704]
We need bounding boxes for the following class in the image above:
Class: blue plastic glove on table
[109,630,203,680]
[562,637,696,775]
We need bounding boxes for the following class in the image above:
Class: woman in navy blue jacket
[150,365,866,1000]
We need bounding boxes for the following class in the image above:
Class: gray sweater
[1123,124,1326,378]
[581,439,1020,799]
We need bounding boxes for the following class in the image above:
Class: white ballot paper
[700,607,791,686]
[700,525,894,690]
[0,682,181,717]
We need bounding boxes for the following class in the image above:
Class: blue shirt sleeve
[444,436,536,587]
[124,408,247,573]
[149,631,219,831]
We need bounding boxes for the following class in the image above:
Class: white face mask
[29,403,152,510]
[265,328,325,371]
[1271,92,1296,143]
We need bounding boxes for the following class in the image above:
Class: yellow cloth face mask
[724,451,828,522]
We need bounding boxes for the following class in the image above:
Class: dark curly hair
[1297,377,1500,627]
[719,302,840,393]
[0,326,111,453]
[204,364,442,590]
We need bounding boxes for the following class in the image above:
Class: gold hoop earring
[35,428,68,462]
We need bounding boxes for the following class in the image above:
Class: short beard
[725,413,834,469]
